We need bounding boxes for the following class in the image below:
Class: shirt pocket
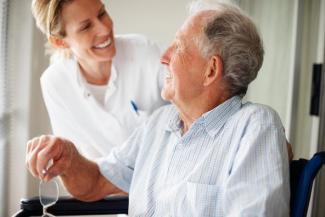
[183,182,221,217]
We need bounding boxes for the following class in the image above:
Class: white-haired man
[26,3,290,216]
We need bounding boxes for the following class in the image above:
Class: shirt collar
[202,95,242,137]
[165,105,182,132]
[165,96,242,137]
[73,56,118,99]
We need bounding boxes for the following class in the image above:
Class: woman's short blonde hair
[31,0,73,38]
[31,0,74,57]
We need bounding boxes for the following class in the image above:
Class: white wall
[104,0,192,47]
[6,0,51,215]
[291,0,323,159]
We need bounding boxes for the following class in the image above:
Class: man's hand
[26,135,77,181]
[286,140,294,161]
[26,135,122,201]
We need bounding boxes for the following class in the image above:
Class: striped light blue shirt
[97,96,290,216]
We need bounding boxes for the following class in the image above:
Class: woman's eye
[80,23,91,32]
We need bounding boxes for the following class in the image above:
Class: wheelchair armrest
[13,195,128,217]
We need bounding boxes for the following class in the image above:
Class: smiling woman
[48,0,117,85]
[31,0,167,163]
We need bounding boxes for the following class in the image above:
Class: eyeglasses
[39,177,59,217]
[39,164,59,217]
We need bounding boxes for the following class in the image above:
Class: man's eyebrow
[175,32,180,40]
[174,34,181,45]
[175,35,184,47]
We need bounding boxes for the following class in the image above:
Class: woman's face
[60,0,116,63]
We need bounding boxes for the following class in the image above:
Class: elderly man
[26,2,290,216]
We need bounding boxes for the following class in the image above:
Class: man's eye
[98,10,107,18]
[175,45,182,53]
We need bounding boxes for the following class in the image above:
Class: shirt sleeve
[95,124,145,193]
[222,118,290,216]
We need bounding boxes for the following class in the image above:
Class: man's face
[160,14,209,106]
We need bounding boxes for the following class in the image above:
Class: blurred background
[0,0,324,216]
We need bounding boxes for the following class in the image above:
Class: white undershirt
[84,82,108,105]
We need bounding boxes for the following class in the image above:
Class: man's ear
[48,35,69,49]
[203,55,223,86]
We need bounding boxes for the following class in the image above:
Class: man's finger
[36,136,60,177]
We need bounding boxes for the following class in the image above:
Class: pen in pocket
[130,100,139,116]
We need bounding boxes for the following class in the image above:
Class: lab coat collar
[73,56,118,100]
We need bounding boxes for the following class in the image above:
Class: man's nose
[160,47,172,65]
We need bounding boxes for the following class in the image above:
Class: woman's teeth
[94,38,112,49]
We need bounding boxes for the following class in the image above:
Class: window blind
[0,0,9,215]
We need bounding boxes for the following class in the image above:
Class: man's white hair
[186,0,264,97]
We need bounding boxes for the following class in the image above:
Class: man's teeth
[94,38,112,49]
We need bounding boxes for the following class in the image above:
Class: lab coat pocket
[184,182,220,217]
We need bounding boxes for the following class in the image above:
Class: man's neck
[177,92,231,135]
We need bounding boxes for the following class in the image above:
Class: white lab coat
[41,34,167,160]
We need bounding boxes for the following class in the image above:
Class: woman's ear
[48,35,69,49]
[203,55,223,86]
